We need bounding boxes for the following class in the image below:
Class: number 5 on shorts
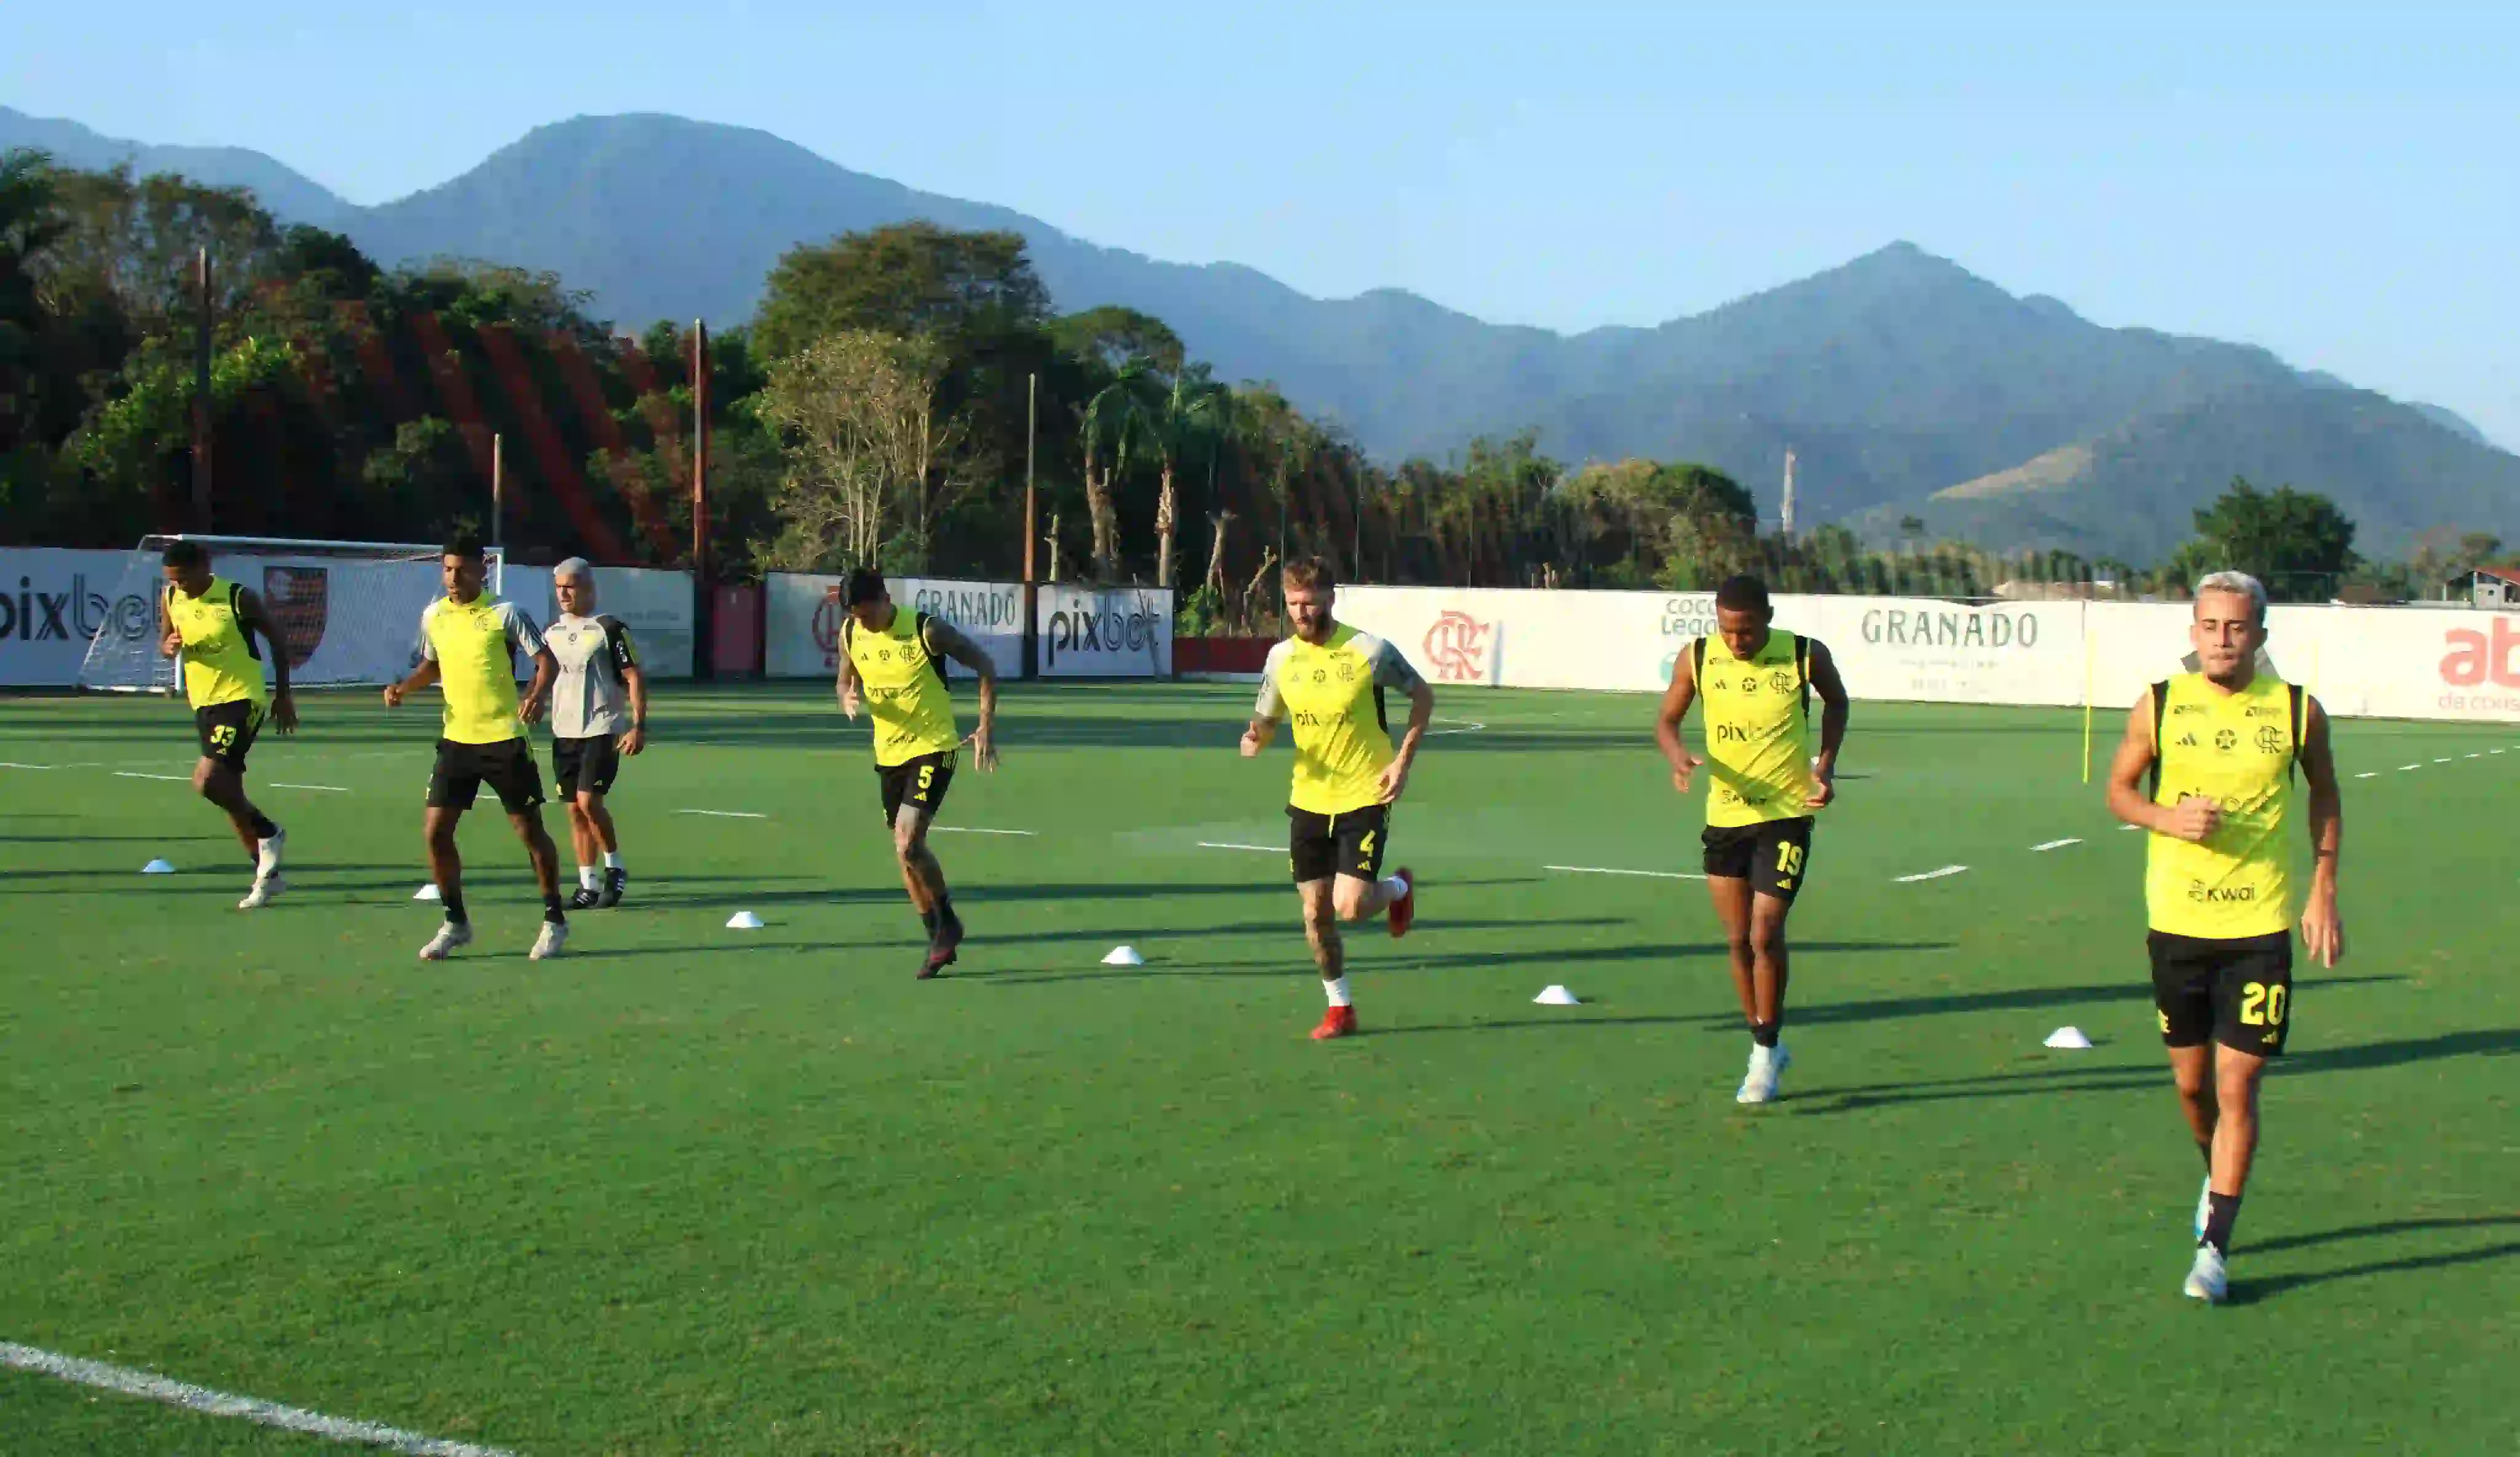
[914,763,935,802]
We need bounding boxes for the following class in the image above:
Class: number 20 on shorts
[2239,982,2288,1026]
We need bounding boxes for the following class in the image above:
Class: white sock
[578,864,600,890]
[1324,976,1352,1008]
[604,851,624,871]
[1379,874,1409,902]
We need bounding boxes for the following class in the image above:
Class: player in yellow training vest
[834,569,1000,978]
[1654,573,1851,1104]
[2105,571,2344,1305]
[1240,558,1433,1041]
[383,535,567,962]
[157,538,298,909]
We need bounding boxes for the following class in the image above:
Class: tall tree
[754,330,963,572]
[2172,476,2360,601]
[754,223,1050,362]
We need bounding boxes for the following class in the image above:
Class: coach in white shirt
[547,557,648,908]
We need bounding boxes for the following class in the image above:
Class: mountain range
[6,104,2513,564]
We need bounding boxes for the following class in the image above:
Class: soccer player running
[1654,573,1850,1104]
[1238,558,1431,1040]
[833,569,1000,978]
[382,535,569,960]
[546,558,648,909]
[2104,571,2344,1304]
[158,540,298,908]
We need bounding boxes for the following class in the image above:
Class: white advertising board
[0,548,151,687]
[1036,586,1173,677]
[503,564,696,678]
[765,574,1024,680]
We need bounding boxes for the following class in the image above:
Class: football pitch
[2,682,2514,1455]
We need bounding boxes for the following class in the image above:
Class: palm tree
[1080,357,1163,581]
[1150,364,1231,590]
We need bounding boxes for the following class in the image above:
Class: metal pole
[692,319,714,679]
[490,433,504,549]
[1022,372,1038,680]
[191,247,212,530]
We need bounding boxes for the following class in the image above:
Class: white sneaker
[2194,1178,2213,1241]
[419,920,474,961]
[2183,1243,2228,1304]
[530,919,568,960]
[1736,1043,1792,1104]
[255,828,285,880]
[237,874,286,910]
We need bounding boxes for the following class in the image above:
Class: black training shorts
[1288,804,1390,884]
[552,735,623,799]
[2150,930,2294,1057]
[194,700,266,772]
[879,749,957,826]
[1702,816,1815,904]
[428,737,546,815]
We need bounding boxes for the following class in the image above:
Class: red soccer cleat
[1386,867,1416,938]
[1311,1005,1357,1040]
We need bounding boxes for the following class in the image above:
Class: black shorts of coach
[428,737,547,815]
[878,749,957,826]
[552,735,623,799]
[2149,930,2294,1057]
[1702,816,1816,904]
[1288,804,1390,884]
[194,700,266,773]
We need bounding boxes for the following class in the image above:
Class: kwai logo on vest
[1421,610,1493,683]
[263,567,329,669]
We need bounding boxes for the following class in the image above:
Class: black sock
[2201,1191,2243,1253]
[919,906,940,938]
[937,895,961,932]
[2196,1141,2214,1173]
[543,893,567,924]
[248,812,279,840]
[1750,1020,1781,1049]
[442,887,468,925]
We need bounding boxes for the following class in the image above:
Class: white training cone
[726,911,765,930]
[1533,984,1581,1005]
[2043,1026,2094,1050]
[1101,945,1145,966]
[413,884,442,901]
[140,858,176,875]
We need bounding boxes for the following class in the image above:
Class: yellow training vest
[1696,629,1816,828]
[1270,625,1397,816]
[168,576,268,709]
[847,610,961,768]
[2147,673,2300,939]
[421,595,532,745]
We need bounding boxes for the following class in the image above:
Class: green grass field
[2,682,2514,1455]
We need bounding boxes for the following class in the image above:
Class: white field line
[2355,772,2378,780]
[2398,764,2421,772]
[677,808,767,820]
[269,782,351,792]
[2466,753,2483,759]
[113,771,191,783]
[0,761,55,769]
[929,826,1037,836]
[0,1341,519,1456]
[2434,757,2453,764]
[1197,842,1281,853]
[1425,719,1488,736]
[1895,865,1970,884]
[2030,838,2082,852]
[1544,864,1707,880]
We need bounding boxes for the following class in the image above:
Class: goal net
[76,535,505,693]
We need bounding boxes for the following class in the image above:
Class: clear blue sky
[9,1,2516,447]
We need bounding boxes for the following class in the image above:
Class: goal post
[76,535,506,693]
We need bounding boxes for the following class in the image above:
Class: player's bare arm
[2104,689,2218,842]
[2297,695,2345,968]
[1805,638,1851,808]
[158,588,181,659]
[234,587,298,733]
[1378,658,1434,804]
[835,646,862,719]
[1654,644,1702,792]
[923,618,1000,771]
[620,663,649,755]
[1242,666,1284,757]
[383,658,441,708]
[519,644,558,725]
